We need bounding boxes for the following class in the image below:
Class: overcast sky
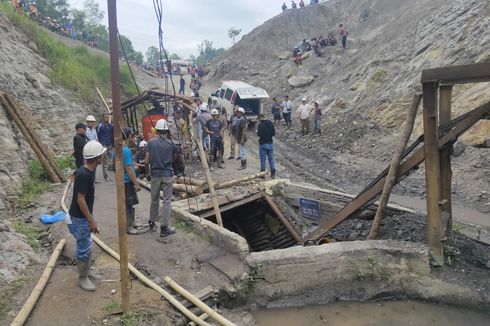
[69,0,281,58]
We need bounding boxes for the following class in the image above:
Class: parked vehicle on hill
[208,81,269,123]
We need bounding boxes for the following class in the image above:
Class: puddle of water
[252,301,490,326]
[390,194,490,227]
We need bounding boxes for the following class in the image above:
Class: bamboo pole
[0,94,60,183]
[189,313,210,326]
[11,239,66,326]
[92,236,211,326]
[3,94,66,182]
[368,94,422,239]
[213,172,267,190]
[60,182,212,325]
[164,277,236,326]
[96,86,112,123]
[191,121,223,227]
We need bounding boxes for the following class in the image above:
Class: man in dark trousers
[235,107,248,170]
[179,74,185,95]
[145,119,176,238]
[73,122,88,169]
[97,113,114,181]
[68,140,106,291]
[257,114,276,179]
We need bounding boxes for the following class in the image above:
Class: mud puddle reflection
[253,300,490,326]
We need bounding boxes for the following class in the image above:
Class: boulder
[288,75,315,88]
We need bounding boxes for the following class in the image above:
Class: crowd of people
[282,0,320,11]
[10,0,99,47]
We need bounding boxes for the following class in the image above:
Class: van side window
[220,89,225,98]
[224,89,233,101]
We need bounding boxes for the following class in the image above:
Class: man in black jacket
[256,114,276,178]
[73,123,88,169]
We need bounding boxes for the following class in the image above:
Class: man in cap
[281,95,293,127]
[85,115,98,141]
[257,113,276,178]
[145,119,176,238]
[235,107,248,170]
[168,107,188,176]
[197,103,212,152]
[96,112,114,181]
[67,140,106,291]
[296,97,314,135]
[205,109,225,170]
[73,122,88,169]
[228,105,240,160]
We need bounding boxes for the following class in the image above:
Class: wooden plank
[439,85,453,234]
[421,62,490,84]
[263,194,303,243]
[197,193,264,219]
[304,101,490,242]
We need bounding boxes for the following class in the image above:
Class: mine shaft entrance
[196,193,301,252]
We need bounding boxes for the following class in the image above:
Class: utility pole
[107,0,130,312]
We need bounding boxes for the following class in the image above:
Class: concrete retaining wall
[246,240,430,302]
[172,208,250,260]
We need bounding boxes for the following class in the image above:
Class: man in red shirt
[339,24,348,50]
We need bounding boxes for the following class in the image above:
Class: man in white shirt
[85,115,98,141]
[296,98,314,135]
[281,95,293,127]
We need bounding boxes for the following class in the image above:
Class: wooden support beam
[422,82,444,266]
[421,62,490,85]
[213,172,267,190]
[439,85,453,234]
[263,193,303,243]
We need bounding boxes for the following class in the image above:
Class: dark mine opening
[196,194,299,252]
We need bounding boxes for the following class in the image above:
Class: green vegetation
[104,299,122,313]
[17,179,50,209]
[121,308,156,326]
[0,4,137,101]
[175,219,194,233]
[0,278,26,320]
[13,222,40,250]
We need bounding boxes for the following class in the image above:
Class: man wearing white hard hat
[235,107,248,170]
[145,119,176,238]
[296,97,314,135]
[67,140,106,291]
[133,140,147,178]
[85,115,98,141]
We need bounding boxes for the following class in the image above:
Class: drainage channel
[193,193,300,252]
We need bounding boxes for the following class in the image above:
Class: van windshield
[235,96,260,116]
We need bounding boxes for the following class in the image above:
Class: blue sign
[298,197,321,220]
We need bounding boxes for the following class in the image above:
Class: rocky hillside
[0,14,104,210]
[209,0,490,145]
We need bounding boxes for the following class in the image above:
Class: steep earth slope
[207,0,490,211]
[209,0,490,144]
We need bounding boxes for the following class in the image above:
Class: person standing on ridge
[299,0,305,8]
[179,74,185,95]
[282,95,293,127]
[282,2,287,11]
[73,123,88,170]
[257,114,276,179]
[85,115,98,141]
[228,106,240,160]
[67,140,106,291]
[235,107,248,170]
[271,98,282,126]
[313,101,322,134]
[291,1,297,9]
[339,24,348,50]
[145,119,176,238]
[297,97,314,135]
[97,113,114,181]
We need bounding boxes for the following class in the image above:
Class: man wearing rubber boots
[67,140,106,291]
[145,119,176,238]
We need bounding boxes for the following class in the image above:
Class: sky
[69,0,282,59]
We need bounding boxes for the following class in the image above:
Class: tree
[146,46,160,66]
[70,8,87,31]
[196,40,225,65]
[83,0,104,26]
[228,27,242,44]
[169,53,181,60]
[36,0,70,20]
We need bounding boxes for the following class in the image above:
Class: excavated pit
[192,194,299,252]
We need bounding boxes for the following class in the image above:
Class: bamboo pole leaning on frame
[190,121,223,227]
[213,172,267,190]
[11,239,66,326]
[164,277,236,326]
[92,236,212,326]
[368,93,422,239]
